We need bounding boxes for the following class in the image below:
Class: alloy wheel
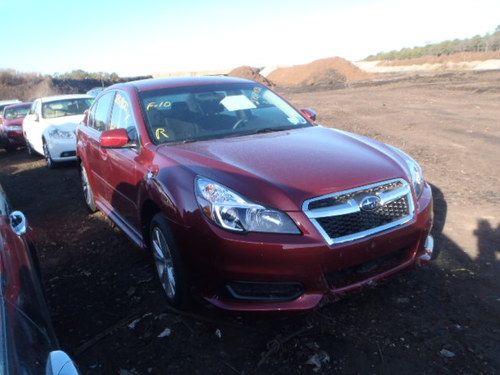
[152,227,176,299]
[81,167,92,207]
[43,142,52,168]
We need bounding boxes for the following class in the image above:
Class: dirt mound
[268,57,373,88]
[228,66,275,87]
[378,51,500,66]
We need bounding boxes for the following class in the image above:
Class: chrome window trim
[302,178,415,245]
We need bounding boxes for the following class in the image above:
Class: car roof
[0,100,21,105]
[111,76,255,93]
[38,94,93,103]
[4,102,32,110]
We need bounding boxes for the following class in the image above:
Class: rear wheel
[80,164,97,212]
[150,214,190,309]
[43,141,57,169]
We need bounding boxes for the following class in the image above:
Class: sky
[1,0,499,76]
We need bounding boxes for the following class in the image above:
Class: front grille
[308,180,404,210]
[326,247,410,289]
[226,281,303,301]
[317,196,409,238]
[303,179,414,244]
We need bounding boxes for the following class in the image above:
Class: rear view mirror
[300,108,317,122]
[46,351,79,375]
[99,128,130,148]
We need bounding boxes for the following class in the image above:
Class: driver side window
[109,92,138,144]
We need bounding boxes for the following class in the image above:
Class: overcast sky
[2,0,499,76]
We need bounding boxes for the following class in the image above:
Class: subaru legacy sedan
[76,77,434,312]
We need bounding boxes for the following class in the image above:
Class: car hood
[156,126,410,211]
[42,114,83,128]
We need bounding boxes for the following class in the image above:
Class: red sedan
[0,102,32,152]
[76,76,434,312]
[0,184,79,373]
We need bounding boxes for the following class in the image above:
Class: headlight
[387,145,425,198]
[195,177,300,234]
[48,129,74,139]
[6,126,22,132]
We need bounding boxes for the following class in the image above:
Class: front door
[102,91,144,231]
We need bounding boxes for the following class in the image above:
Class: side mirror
[9,211,27,236]
[301,108,317,123]
[99,128,130,148]
[34,113,40,122]
[46,351,79,375]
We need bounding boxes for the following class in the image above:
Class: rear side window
[91,92,114,131]
[109,92,138,143]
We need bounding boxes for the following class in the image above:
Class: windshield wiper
[253,126,294,134]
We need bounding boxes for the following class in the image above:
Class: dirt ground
[0,70,499,374]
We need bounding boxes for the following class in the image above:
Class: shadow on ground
[0,150,498,374]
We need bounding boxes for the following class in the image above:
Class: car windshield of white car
[42,98,93,119]
[139,83,311,145]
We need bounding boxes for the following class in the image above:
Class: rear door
[79,92,115,205]
[103,90,144,231]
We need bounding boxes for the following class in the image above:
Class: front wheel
[150,214,190,309]
[80,164,97,212]
[26,142,35,157]
[43,141,57,169]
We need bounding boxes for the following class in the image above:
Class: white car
[23,94,93,168]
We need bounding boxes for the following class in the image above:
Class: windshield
[4,105,30,120]
[42,98,93,119]
[139,83,311,144]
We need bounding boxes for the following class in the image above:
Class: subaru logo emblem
[359,195,381,211]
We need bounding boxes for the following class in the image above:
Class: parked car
[0,102,32,151]
[0,184,79,374]
[76,77,434,312]
[86,87,105,97]
[0,100,21,120]
[23,94,93,168]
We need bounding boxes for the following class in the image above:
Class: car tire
[80,164,97,212]
[42,140,57,169]
[26,142,35,157]
[2,140,15,153]
[150,213,190,309]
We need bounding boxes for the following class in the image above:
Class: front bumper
[46,137,77,162]
[1,130,25,146]
[174,183,434,312]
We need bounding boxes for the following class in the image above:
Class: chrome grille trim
[302,178,415,245]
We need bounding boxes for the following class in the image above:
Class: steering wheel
[232,118,248,130]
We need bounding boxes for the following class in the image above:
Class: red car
[0,184,79,374]
[76,77,434,312]
[0,102,32,152]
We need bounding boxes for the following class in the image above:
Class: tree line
[365,25,500,61]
